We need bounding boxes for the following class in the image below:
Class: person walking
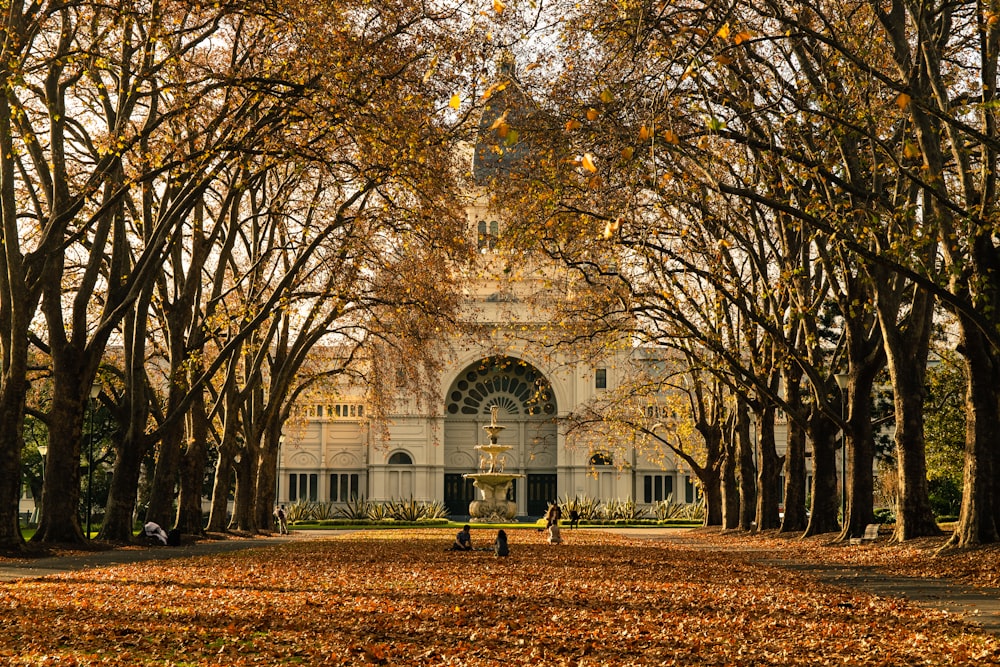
[274,505,289,535]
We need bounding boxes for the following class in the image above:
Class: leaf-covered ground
[1,529,997,665]
[689,527,1000,589]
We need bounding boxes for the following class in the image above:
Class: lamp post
[834,373,849,525]
[86,382,101,539]
[276,435,284,504]
[36,442,47,524]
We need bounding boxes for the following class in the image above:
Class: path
[0,530,340,582]
[601,527,1000,636]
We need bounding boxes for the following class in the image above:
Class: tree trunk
[176,389,208,536]
[735,401,757,531]
[841,369,879,541]
[0,388,28,550]
[254,422,282,531]
[207,451,236,533]
[100,289,155,543]
[721,432,740,530]
[230,445,260,532]
[0,82,34,551]
[947,320,1000,547]
[702,471,723,527]
[146,380,187,529]
[34,367,88,544]
[99,428,150,542]
[804,405,841,536]
[780,368,808,532]
[873,270,940,540]
[755,404,783,531]
[207,392,242,532]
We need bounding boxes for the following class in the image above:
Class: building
[275,62,699,518]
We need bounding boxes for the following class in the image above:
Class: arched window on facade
[589,452,613,466]
[387,451,414,497]
[587,452,614,500]
[477,219,500,251]
[388,451,413,465]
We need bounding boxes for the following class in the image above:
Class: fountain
[463,406,525,522]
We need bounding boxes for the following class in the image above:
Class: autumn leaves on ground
[2,530,998,666]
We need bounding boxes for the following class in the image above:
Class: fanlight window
[589,452,613,466]
[446,356,555,416]
[388,452,413,465]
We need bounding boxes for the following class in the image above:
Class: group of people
[450,503,576,555]
[450,524,509,557]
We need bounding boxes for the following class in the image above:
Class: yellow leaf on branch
[449,94,461,109]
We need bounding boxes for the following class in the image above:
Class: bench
[849,523,880,546]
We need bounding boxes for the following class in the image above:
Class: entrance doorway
[443,473,476,517]
[527,473,557,516]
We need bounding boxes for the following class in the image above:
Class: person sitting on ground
[494,529,509,557]
[451,524,473,551]
[143,521,168,546]
[545,504,563,544]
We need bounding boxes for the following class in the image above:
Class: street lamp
[834,373,849,525]
[86,382,101,539]
[276,435,284,504]
[36,441,47,524]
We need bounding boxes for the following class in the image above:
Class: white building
[275,65,704,518]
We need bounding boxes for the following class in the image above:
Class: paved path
[600,527,1000,636]
[0,531,338,582]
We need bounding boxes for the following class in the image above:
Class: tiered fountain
[464,406,524,522]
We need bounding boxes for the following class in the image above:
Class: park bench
[849,523,880,546]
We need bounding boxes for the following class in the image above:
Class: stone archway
[443,356,558,517]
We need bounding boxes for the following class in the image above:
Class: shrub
[873,508,896,524]
[558,495,602,520]
[603,498,649,521]
[285,501,314,523]
[336,497,374,521]
[928,477,962,518]
[385,498,425,522]
[311,502,339,521]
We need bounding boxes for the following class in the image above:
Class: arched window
[477,220,500,251]
[388,451,413,465]
[477,220,488,249]
[589,452,613,466]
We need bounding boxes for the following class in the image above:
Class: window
[388,451,413,465]
[589,452,613,466]
[289,473,318,502]
[478,220,499,250]
[329,403,365,419]
[685,475,702,504]
[330,473,360,502]
[643,475,675,503]
[595,368,607,390]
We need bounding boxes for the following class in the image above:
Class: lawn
[0,528,997,665]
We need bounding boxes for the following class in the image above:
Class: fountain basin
[463,471,525,522]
